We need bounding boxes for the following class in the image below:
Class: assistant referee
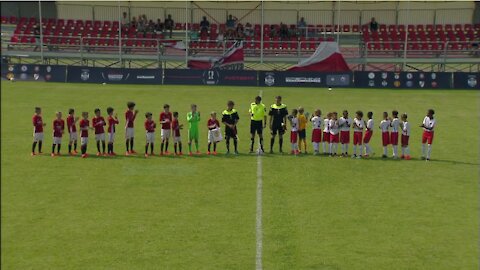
[249,96,267,153]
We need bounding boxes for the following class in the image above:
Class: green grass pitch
[1,81,478,269]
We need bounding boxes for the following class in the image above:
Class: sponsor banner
[354,71,452,89]
[66,66,162,84]
[164,69,257,86]
[1,64,66,82]
[260,71,352,87]
[453,73,480,89]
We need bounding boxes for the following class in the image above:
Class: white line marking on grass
[256,89,263,270]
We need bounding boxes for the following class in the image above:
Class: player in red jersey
[51,111,65,157]
[207,112,220,155]
[92,108,107,156]
[125,101,139,155]
[144,112,156,157]
[66,108,79,155]
[79,112,93,158]
[171,112,183,155]
[159,104,173,155]
[32,107,46,155]
[106,107,119,155]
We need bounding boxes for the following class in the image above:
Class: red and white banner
[288,42,350,72]
[188,41,244,70]
[162,40,186,50]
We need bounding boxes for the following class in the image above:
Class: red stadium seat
[352,25,359,32]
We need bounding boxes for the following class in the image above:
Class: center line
[256,90,263,270]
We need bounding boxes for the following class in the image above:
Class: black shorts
[271,124,285,136]
[225,126,237,138]
[250,120,263,135]
[299,129,306,139]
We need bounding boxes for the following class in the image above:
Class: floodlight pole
[336,0,341,44]
[185,1,189,67]
[260,1,264,64]
[38,0,44,62]
[118,0,122,66]
[403,1,410,70]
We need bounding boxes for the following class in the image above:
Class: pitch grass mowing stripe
[256,90,263,270]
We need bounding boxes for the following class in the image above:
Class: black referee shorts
[271,124,285,136]
[250,120,263,135]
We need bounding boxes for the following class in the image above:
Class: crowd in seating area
[2,14,479,54]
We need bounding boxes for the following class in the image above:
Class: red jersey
[125,110,136,128]
[92,116,106,134]
[207,119,220,130]
[145,119,156,132]
[159,111,173,129]
[172,119,181,137]
[79,119,89,137]
[32,114,43,133]
[53,119,65,137]
[66,115,77,133]
[107,116,119,133]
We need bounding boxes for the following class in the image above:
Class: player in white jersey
[400,113,411,160]
[338,110,352,157]
[322,113,331,155]
[329,112,340,156]
[379,112,391,158]
[352,111,364,158]
[288,109,299,155]
[390,110,400,158]
[310,109,323,155]
[420,109,436,161]
[363,111,374,157]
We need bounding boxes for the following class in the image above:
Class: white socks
[364,143,370,155]
[330,143,338,154]
[427,144,432,159]
[383,146,388,156]
[322,142,327,153]
[392,145,398,157]
[313,142,319,152]
[353,145,357,155]
[359,145,364,156]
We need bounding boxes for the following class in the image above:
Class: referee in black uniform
[269,96,288,153]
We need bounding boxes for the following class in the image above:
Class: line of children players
[31,103,436,160]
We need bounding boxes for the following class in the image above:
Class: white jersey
[366,119,374,131]
[391,117,400,133]
[379,119,390,132]
[422,116,436,132]
[290,117,299,132]
[310,116,323,130]
[353,118,364,132]
[402,121,411,136]
[339,117,352,132]
[323,118,330,132]
[329,119,339,135]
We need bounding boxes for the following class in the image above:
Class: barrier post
[260,0,264,64]
[38,0,44,62]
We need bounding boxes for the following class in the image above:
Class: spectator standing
[244,22,253,37]
[370,17,378,32]
[155,19,164,32]
[121,12,130,27]
[131,17,137,28]
[200,16,210,33]
[164,14,174,38]
[279,23,289,40]
[297,17,307,36]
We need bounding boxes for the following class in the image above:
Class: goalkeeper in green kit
[187,104,201,155]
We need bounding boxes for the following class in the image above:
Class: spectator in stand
[131,16,137,28]
[236,23,245,39]
[244,22,253,37]
[217,31,224,46]
[200,16,210,33]
[280,23,289,40]
[146,20,155,33]
[164,14,174,38]
[297,17,307,36]
[155,19,164,32]
[370,17,378,32]
[121,12,130,27]
[137,15,146,32]
[33,24,40,51]
[226,14,237,29]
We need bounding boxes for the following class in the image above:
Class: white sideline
[255,90,263,270]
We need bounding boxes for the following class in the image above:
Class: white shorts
[208,128,222,143]
[146,132,155,143]
[174,136,181,143]
[125,127,134,139]
[53,137,62,144]
[108,132,115,143]
[95,133,106,141]
[69,132,78,142]
[33,132,44,142]
[81,137,89,145]
[161,129,171,140]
